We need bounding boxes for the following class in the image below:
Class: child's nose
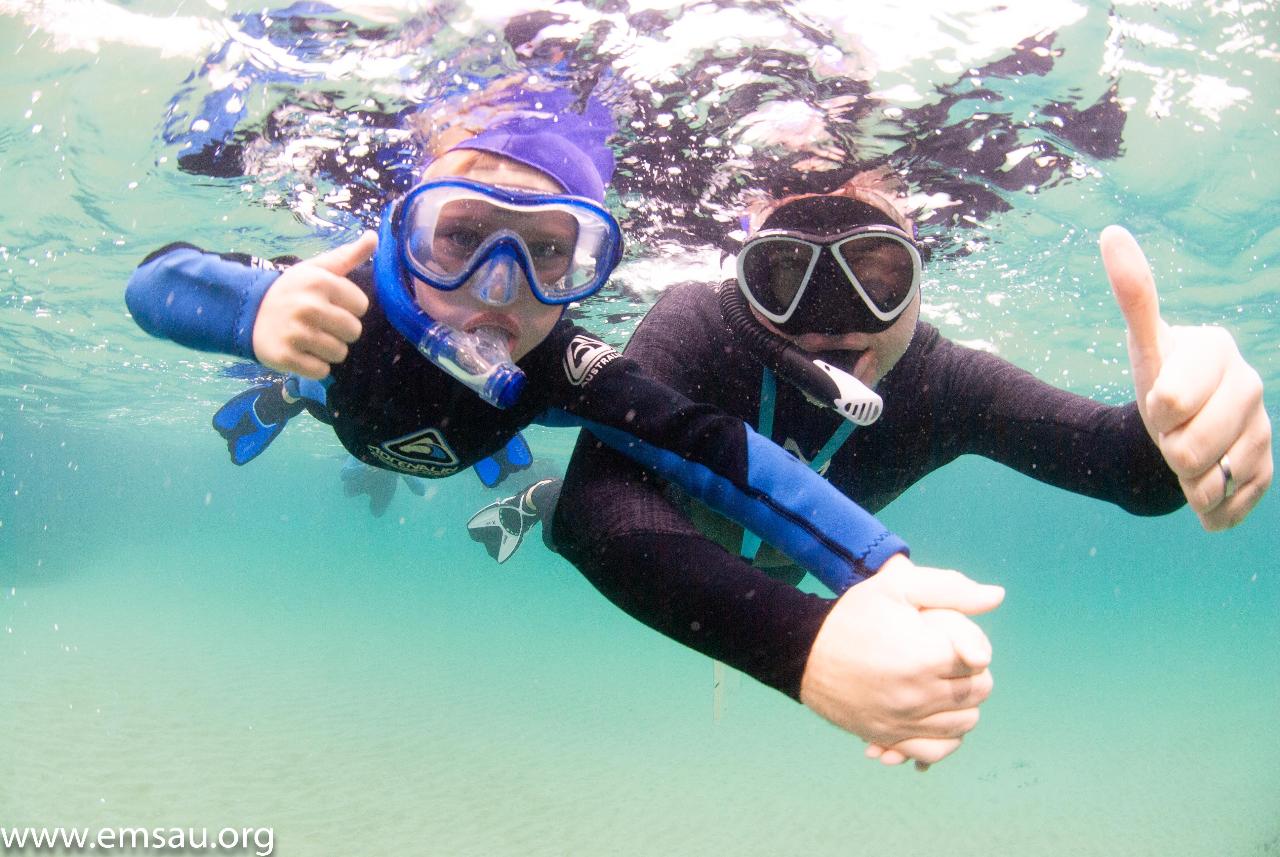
[468,252,526,306]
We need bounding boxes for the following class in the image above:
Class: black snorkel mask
[722,195,924,426]
[736,196,922,336]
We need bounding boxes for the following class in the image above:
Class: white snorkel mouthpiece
[811,360,883,426]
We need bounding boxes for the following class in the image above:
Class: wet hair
[745,167,915,235]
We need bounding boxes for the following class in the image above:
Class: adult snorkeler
[549,170,1272,768]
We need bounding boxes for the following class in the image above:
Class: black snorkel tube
[720,282,883,426]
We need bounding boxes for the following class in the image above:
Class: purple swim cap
[451,129,608,202]
[439,88,617,203]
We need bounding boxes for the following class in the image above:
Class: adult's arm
[554,428,836,697]
[545,330,906,594]
[918,327,1186,515]
[555,421,1003,770]
[1101,225,1270,529]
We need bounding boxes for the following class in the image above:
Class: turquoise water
[2,2,1278,855]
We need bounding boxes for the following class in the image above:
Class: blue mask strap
[738,367,857,562]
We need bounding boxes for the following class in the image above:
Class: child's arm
[125,243,281,359]
[125,234,374,377]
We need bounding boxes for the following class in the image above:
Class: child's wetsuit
[126,244,907,594]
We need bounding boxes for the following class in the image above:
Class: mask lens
[834,234,918,315]
[740,238,817,318]
[401,182,619,303]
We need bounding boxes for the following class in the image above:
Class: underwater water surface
[1,1,1277,855]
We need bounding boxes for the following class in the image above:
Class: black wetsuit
[553,281,1186,698]
[126,246,907,592]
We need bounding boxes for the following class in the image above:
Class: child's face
[412,152,566,360]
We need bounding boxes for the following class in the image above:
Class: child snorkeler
[125,93,909,595]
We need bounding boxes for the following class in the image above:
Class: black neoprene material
[127,244,907,592]
[553,280,1185,699]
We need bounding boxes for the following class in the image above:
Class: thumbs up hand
[252,231,377,379]
[1102,225,1272,530]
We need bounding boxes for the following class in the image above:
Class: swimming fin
[211,380,305,465]
[466,478,555,564]
[472,432,534,488]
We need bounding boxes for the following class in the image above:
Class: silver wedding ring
[1218,454,1237,500]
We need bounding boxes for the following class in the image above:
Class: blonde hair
[406,74,545,162]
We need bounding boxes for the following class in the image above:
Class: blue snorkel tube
[373,202,526,409]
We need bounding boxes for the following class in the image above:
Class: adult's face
[745,192,921,385]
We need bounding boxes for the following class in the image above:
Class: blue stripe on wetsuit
[739,368,856,561]
[543,409,907,595]
[126,244,280,359]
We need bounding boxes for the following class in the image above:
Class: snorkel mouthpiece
[811,359,883,425]
[720,284,882,426]
[417,321,526,408]
[374,203,527,409]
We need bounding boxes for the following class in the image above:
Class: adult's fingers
[866,744,905,766]
[876,736,965,767]
[894,565,1005,616]
[1185,417,1274,530]
[1158,351,1259,482]
[1142,326,1231,438]
[918,608,994,676]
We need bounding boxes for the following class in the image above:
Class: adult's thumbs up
[1101,225,1272,530]
[1101,225,1170,419]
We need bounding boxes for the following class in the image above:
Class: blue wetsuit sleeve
[125,243,280,359]
[541,327,906,594]
[553,409,905,594]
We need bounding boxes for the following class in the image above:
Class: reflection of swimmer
[125,86,916,600]
[553,172,1272,768]
[146,3,1127,258]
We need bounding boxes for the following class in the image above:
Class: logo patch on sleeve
[564,334,620,387]
[368,428,461,476]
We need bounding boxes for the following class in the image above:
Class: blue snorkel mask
[373,177,623,408]
[373,98,621,408]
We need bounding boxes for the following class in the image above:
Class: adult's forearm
[553,438,834,698]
